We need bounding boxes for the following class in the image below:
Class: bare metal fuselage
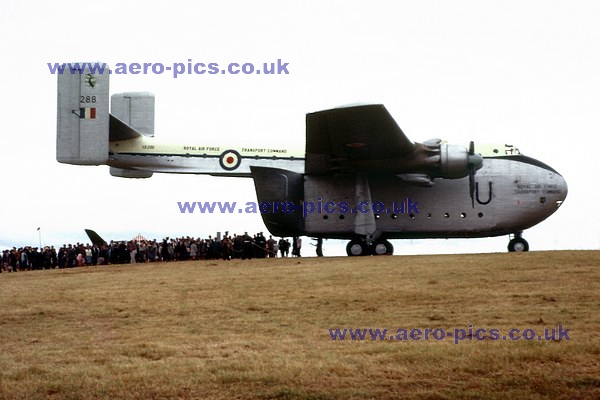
[300,156,567,240]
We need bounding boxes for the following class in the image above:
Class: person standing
[190,240,198,260]
[296,237,302,257]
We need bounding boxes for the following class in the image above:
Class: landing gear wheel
[508,237,529,252]
[346,239,368,256]
[371,240,394,255]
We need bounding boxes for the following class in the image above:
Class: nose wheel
[508,233,529,252]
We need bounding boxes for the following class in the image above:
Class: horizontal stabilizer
[109,114,143,141]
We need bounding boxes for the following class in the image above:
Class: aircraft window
[409,213,415,219]
[339,215,345,220]
[540,197,546,204]
[427,213,432,218]
[444,213,449,218]
[460,213,466,218]
[478,212,483,218]
[375,214,380,219]
[391,214,397,219]
[323,215,328,220]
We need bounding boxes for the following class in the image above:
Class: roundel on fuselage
[219,150,242,171]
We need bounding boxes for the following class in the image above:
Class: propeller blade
[469,168,475,208]
[467,141,479,208]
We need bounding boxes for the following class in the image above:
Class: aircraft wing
[305,104,416,174]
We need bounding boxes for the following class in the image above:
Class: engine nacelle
[439,144,471,179]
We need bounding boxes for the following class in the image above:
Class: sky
[1,0,599,256]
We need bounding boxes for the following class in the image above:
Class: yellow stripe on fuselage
[109,136,305,158]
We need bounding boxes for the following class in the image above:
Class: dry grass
[0,251,599,399]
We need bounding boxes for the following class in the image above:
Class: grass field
[0,251,599,399]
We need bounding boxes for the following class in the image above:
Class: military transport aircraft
[56,63,568,256]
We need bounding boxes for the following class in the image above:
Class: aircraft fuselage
[107,136,567,246]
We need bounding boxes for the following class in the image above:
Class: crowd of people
[1,233,303,272]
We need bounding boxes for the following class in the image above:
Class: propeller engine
[437,141,482,208]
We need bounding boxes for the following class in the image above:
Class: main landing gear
[346,239,394,256]
[508,232,529,252]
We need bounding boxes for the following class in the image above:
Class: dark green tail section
[85,229,107,246]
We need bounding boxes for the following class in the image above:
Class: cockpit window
[478,144,521,157]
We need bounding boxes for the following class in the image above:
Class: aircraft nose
[555,173,568,208]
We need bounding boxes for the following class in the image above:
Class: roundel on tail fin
[219,150,242,171]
